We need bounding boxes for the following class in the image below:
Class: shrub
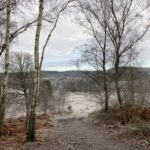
[141,126,150,136]
[90,105,150,125]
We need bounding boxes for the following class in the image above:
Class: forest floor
[1,93,150,150]
[25,114,149,150]
[1,112,150,150]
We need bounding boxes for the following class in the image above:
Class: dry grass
[0,113,53,150]
[89,105,150,136]
[89,105,150,149]
[90,105,150,124]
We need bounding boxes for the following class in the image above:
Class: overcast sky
[12,14,90,71]
[12,13,150,71]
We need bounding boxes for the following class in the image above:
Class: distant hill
[109,67,150,80]
[41,67,150,81]
[41,71,84,78]
[1,67,150,81]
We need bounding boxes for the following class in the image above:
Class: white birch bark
[26,0,44,142]
[0,0,11,135]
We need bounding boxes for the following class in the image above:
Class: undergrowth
[89,105,150,137]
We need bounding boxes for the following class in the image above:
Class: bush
[122,125,150,137]
[142,126,150,136]
[90,105,150,138]
[89,109,118,125]
[89,105,150,125]
[124,127,142,136]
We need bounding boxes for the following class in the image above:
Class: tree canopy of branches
[76,0,150,108]
[10,52,34,129]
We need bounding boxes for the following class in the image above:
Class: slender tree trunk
[130,80,135,104]
[128,68,135,105]
[0,0,11,135]
[25,98,30,130]
[114,56,123,107]
[115,78,122,106]
[103,54,109,111]
[26,0,44,142]
[103,75,109,110]
[43,100,48,113]
[25,108,29,129]
[103,22,109,111]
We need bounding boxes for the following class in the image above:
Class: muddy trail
[26,115,145,150]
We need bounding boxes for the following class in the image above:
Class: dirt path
[25,93,147,150]
[25,115,147,150]
[56,116,138,150]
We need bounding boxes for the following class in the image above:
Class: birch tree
[77,0,150,108]
[76,0,111,110]
[27,0,75,142]
[105,0,150,106]
[0,0,11,135]
[0,0,36,136]
[26,0,44,142]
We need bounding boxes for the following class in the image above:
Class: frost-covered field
[64,92,100,118]
[6,92,100,118]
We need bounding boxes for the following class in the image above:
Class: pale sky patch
[12,12,150,71]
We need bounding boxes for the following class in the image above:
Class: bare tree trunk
[114,56,123,107]
[129,80,135,104]
[103,21,109,111]
[115,79,122,106]
[102,48,109,111]
[128,68,135,105]
[43,99,48,113]
[26,0,44,142]
[103,71,109,110]
[25,98,30,130]
[0,0,11,135]
[104,90,109,110]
